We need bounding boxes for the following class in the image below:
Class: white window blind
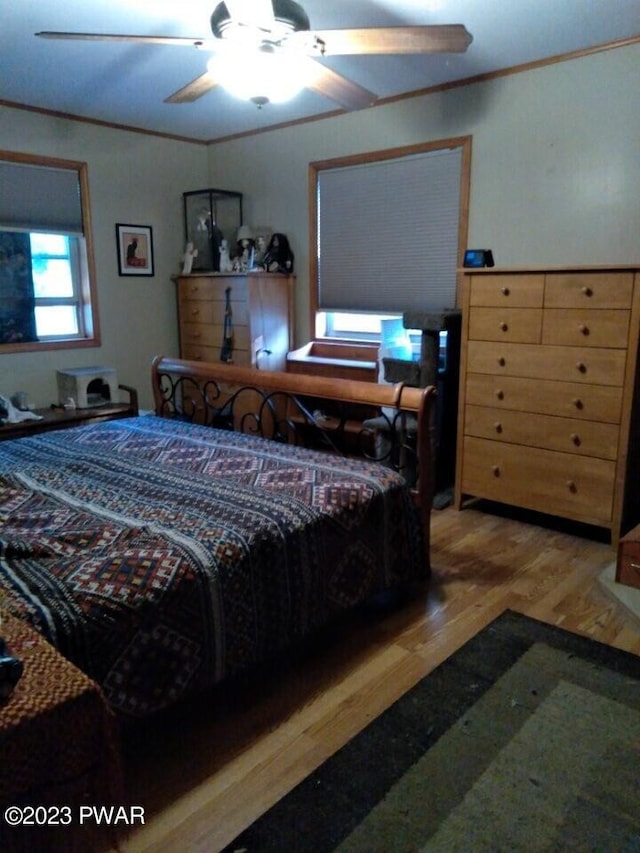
[317,146,462,313]
[0,161,83,234]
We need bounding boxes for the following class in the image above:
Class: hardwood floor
[120,504,640,852]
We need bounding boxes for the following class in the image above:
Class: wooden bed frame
[151,355,437,563]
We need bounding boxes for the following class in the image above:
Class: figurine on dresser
[260,233,294,273]
[232,225,254,272]
[219,239,233,272]
[193,207,223,271]
[252,229,272,268]
[181,241,198,275]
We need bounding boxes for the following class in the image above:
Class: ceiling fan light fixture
[208,45,309,105]
[210,0,310,42]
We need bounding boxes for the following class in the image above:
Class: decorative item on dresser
[455,265,640,546]
[175,272,294,371]
[183,188,243,273]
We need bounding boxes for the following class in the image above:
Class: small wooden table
[0,385,138,441]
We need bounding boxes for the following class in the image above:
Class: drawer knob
[576,361,587,373]
[499,321,508,332]
[570,433,581,446]
[190,286,199,294]
[566,480,577,493]
[578,323,589,335]
[492,465,500,477]
[497,356,506,366]
[572,397,584,410]
[496,389,504,400]
[191,308,200,316]
[494,422,503,433]
[581,286,593,297]
[501,287,510,296]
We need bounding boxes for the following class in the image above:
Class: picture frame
[116,224,154,276]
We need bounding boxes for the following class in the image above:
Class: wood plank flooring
[120,504,640,852]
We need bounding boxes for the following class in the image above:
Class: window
[0,151,100,353]
[319,311,401,341]
[310,137,471,340]
[31,233,84,338]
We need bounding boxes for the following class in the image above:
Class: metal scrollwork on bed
[151,355,437,547]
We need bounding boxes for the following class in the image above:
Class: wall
[206,43,640,344]
[1,43,638,407]
[0,110,209,409]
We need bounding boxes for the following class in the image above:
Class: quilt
[0,416,425,717]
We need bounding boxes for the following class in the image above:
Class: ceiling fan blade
[304,59,376,111]
[223,0,275,31]
[298,25,473,56]
[36,31,219,49]
[164,72,218,104]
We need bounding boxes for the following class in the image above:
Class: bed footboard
[151,355,436,556]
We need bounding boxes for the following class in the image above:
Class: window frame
[308,136,471,342]
[0,150,100,354]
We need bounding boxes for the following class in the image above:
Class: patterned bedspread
[0,416,426,716]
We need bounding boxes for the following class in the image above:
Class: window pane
[30,233,69,255]
[30,233,73,297]
[328,312,399,336]
[32,259,74,297]
[34,305,79,337]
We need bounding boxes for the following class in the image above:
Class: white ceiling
[3,0,639,144]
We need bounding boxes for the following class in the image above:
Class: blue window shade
[317,145,462,313]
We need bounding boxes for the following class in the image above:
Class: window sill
[287,340,378,382]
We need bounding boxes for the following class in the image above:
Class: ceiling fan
[36,0,473,109]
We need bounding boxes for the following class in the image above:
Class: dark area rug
[222,610,640,852]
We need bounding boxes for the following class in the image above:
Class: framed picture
[116,224,154,276]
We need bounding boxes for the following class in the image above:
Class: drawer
[181,322,249,350]
[181,343,250,365]
[464,404,620,460]
[466,341,626,386]
[178,298,249,325]
[460,436,615,525]
[179,277,248,301]
[544,272,633,309]
[464,374,622,423]
[468,307,542,343]
[542,309,630,348]
[469,274,544,307]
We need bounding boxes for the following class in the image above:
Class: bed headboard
[151,355,436,550]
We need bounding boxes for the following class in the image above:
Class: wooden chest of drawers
[455,266,640,543]
[175,272,294,370]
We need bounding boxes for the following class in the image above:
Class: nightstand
[0,385,138,441]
